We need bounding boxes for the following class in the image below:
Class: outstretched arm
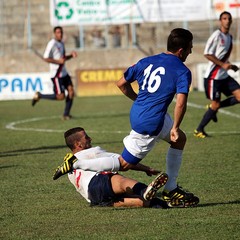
[73,154,160,175]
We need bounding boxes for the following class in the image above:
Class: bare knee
[211,101,220,111]
[56,93,65,100]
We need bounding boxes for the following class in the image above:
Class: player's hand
[170,128,179,142]
[145,168,161,176]
[71,51,77,58]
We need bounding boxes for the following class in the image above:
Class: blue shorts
[88,173,122,207]
[204,76,240,101]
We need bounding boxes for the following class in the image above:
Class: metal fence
[0,0,239,57]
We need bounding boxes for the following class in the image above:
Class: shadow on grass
[0,140,123,158]
[0,145,66,158]
[197,199,240,207]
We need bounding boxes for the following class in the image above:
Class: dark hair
[53,26,63,33]
[167,28,193,53]
[64,127,84,150]
[219,11,232,20]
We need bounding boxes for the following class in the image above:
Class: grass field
[1,91,239,240]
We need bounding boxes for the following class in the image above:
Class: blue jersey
[124,53,192,135]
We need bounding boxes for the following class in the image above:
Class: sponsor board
[76,68,138,96]
[0,73,53,100]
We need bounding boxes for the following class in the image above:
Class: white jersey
[68,146,120,202]
[68,169,96,203]
[43,39,68,78]
[204,29,232,80]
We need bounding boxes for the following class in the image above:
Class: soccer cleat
[194,129,209,138]
[62,115,72,121]
[53,153,77,180]
[32,92,40,106]
[162,186,199,208]
[206,104,218,122]
[143,172,168,201]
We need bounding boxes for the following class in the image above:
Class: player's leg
[31,76,64,106]
[159,114,199,207]
[111,173,167,201]
[111,174,168,208]
[219,78,240,108]
[194,78,220,138]
[63,75,74,120]
[120,129,156,171]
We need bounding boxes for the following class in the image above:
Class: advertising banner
[76,68,138,96]
[0,73,53,100]
[50,0,240,26]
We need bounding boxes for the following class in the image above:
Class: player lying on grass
[53,127,199,208]
[54,127,168,208]
[67,156,169,208]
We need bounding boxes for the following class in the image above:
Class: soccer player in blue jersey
[115,28,198,207]
[194,11,240,138]
[54,28,199,207]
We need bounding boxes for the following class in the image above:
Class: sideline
[5,102,240,133]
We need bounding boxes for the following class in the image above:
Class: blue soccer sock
[164,148,182,192]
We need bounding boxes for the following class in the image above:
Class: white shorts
[122,113,173,164]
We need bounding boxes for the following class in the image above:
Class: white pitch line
[5,116,129,134]
[187,102,240,119]
[5,101,240,133]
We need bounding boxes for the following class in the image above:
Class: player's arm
[43,57,65,65]
[130,162,161,176]
[170,93,187,142]
[205,54,239,72]
[116,76,137,101]
[73,154,159,175]
[65,51,78,61]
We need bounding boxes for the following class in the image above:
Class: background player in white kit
[54,127,169,208]
[32,26,77,120]
[194,11,240,138]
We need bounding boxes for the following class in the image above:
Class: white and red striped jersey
[204,29,232,80]
[43,39,68,78]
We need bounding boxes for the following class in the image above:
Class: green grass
[0,92,239,240]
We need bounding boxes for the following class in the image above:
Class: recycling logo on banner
[54,1,74,20]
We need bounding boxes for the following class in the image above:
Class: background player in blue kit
[194,11,240,138]
[54,28,199,208]
[32,26,77,120]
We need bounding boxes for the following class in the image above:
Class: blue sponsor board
[0,73,53,100]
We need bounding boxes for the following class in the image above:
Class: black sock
[39,93,56,100]
[197,108,216,131]
[149,198,169,209]
[220,97,239,108]
[132,182,147,198]
[64,96,73,116]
